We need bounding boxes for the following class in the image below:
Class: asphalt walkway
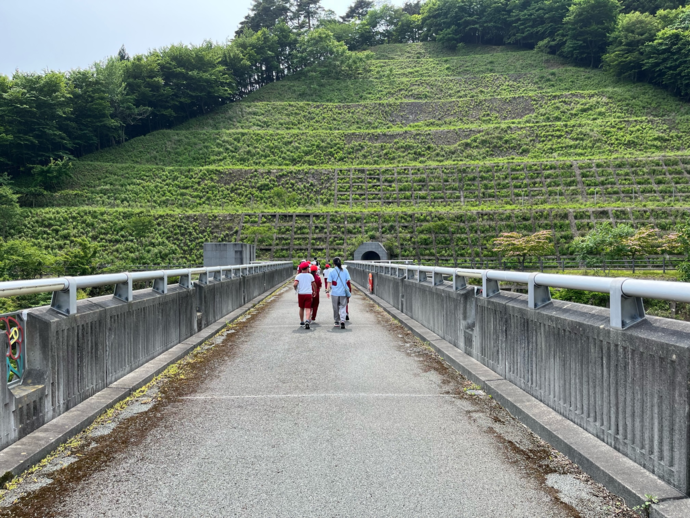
[40,287,580,517]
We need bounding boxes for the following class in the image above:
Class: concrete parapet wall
[353,267,690,494]
[0,265,293,453]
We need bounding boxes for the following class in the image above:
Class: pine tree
[117,45,130,61]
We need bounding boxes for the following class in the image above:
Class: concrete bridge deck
[3,286,624,517]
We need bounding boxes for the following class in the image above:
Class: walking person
[344,265,352,322]
[326,257,351,329]
[294,262,316,330]
[310,264,322,322]
[322,263,331,291]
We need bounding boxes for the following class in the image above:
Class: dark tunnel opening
[361,251,381,261]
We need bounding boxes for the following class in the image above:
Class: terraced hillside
[17,43,690,267]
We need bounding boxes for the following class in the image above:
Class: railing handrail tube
[0,261,292,300]
[346,259,690,329]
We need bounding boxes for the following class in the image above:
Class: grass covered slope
[175,92,690,131]
[15,41,690,267]
[79,119,690,168]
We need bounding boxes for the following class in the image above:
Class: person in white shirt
[293,262,316,330]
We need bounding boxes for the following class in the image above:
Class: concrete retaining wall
[0,265,292,452]
[352,267,690,495]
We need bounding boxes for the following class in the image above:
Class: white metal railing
[0,261,292,316]
[346,260,690,330]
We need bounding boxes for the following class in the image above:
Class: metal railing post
[610,278,645,329]
[528,273,551,309]
[453,272,467,291]
[433,268,444,286]
[482,271,500,298]
[179,270,192,289]
[50,277,77,316]
[114,273,133,303]
[152,271,168,294]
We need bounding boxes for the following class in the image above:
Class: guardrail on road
[0,262,291,316]
[347,259,690,494]
[347,261,690,329]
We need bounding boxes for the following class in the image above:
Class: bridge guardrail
[0,261,292,317]
[346,260,690,329]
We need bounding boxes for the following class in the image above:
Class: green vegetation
[177,91,690,131]
[77,119,690,168]
[5,0,690,297]
[243,69,628,103]
[30,156,690,211]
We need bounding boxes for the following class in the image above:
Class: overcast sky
[0,0,404,76]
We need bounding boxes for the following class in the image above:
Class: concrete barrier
[0,265,293,452]
[351,267,690,495]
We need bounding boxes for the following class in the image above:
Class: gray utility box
[203,243,256,267]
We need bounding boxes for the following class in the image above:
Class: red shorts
[298,294,313,309]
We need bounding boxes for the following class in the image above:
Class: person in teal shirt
[326,257,350,329]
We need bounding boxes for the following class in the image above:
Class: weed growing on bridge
[631,494,659,517]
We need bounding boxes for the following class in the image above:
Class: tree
[117,45,130,61]
[67,68,117,153]
[506,0,572,48]
[294,28,372,77]
[236,0,291,37]
[620,0,685,14]
[421,0,509,46]
[663,224,690,280]
[54,238,99,276]
[558,0,621,67]
[342,0,374,21]
[0,240,53,280]
[621,226,665,259]
[394,12,423,43]
[571,223,635,266]
[290,0,323,30]
[402,1,423,16]
[437,26,463,49]
[31,157,73,191]
[491,230,554,270]
[643,9,690,96]
[603,11,660,81]
[362,4,407,44]
[0,186,21,240]
[95,57,150,144]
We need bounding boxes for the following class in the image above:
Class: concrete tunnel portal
[354,242,388,262]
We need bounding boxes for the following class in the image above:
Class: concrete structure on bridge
[203,243,255,267]
[0,262,292,453]
[348,262,690,499]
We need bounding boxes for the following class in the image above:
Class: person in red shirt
[310,264,323,322]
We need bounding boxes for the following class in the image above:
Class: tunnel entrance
[361,251,381,261]
[354,242,388,261]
